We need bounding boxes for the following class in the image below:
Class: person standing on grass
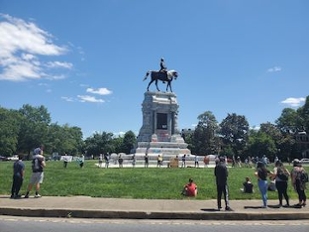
[11,154,25,199]
[99,154,103,168]
[104,153,110,168]
[132,154,136,167]
[214,156,232,211]
[25,145,46,198]
[79,154,85,168]
[194,155,199,168]
[255,161,272,208]
[144,152,149,168]
[273,160,290,207]
[181,154,186,168]
[291,159,307,207]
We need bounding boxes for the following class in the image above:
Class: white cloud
[281,97,305,107]
[267,66,282,73]
[46,61,73,69]
[77,95,105,103]
[61,96,74,102]
[0,14,71,81]
[86,87,112,95]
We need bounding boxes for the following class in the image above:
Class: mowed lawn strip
[0,160,307,200]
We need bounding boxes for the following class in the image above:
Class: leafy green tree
[0,108,21,156]
[47,123,84,156]
[84,132,115,157]
[192,111,219,155]
[182,130,194,154]
[297,95,309,132]
[121,130,136,154]
[246,130,277,160]
[275,108,299,134]
[17,104,51,157]
[111,136,124,154]
[219,113,249,158]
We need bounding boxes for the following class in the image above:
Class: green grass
[1,160,308,200]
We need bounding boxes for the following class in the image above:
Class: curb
[1,208,309,220]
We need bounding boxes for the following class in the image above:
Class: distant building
[295,132,309,158]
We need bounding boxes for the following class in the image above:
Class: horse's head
[168,70,178,79]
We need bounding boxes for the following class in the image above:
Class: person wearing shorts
[25,146,46,198]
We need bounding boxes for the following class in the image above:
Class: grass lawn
[1,160,308,200]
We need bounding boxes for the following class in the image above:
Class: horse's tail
[143,71,150,81]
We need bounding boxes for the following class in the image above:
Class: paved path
[1,196,308,220]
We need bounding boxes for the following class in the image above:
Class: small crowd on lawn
[9,145,308,212]
[181,157,308,211]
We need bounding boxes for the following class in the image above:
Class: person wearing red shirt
[182,178,198,197]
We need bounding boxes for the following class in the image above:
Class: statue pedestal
[135,91,190,159]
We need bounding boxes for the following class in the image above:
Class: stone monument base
[135,134,190,160]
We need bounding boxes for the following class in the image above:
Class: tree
[275,108,299,134]
[47,123,84,156]
[17,104,51,156]
[246,130,277,160]
[121,130,136,154]
[192,111,219,155]
[297,95,309,132]
[0,108,21,156]
[84,132,115,157]
[219,113,249,158]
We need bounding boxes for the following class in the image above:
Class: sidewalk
[1,196,309,220]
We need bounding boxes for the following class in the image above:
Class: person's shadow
[244,204,301,209]
[201,208,221,212]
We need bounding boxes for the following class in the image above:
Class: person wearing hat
[214,156,232,211]
[291,159,307,207]
[25,145,46,198]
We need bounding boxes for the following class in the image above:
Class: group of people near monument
[182,156,308,210]
[10,143,308,210]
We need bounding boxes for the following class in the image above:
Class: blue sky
[0,0,308,138]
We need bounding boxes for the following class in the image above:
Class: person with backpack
[25,145,46,198]
[273,160,290,207]
[291,159,307,207]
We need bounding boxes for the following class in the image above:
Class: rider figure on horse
[159,58,170,82]
[159,58,167,73]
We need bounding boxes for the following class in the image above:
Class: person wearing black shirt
[214,156,232,211]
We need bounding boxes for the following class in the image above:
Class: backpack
[300,170,309,183]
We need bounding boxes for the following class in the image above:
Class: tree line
[0,95,308,161]
[0,104,136,158]
[184,95,309,162]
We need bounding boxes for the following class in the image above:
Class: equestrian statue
[143,58,178,92]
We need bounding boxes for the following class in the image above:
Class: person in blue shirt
[10,154,25,199]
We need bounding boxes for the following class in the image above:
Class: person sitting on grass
[241,177,254,193]
[181,178,198,197]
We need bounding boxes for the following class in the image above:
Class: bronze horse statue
[143,70,178,92]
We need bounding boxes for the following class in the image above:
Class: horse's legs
[155,80,160,91]
[147,79,154,91]
[166,81,172,92]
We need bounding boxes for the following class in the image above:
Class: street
[0,216,309,232]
